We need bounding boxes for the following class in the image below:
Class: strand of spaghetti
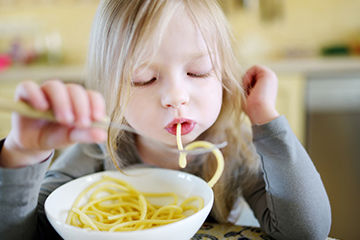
[89,183,129,199]
[142,192,179,205]
[66,178,109,224]
[67,177,136,224]
[84,219,125,231]
[81,194,139,212]
[107,212,139,221]
[109,218,183,232]
[138,194,147,220]
[88,213,140,231]
[179,196,204,209]
[102,176,139,193]
[185,141,224,188]
[150,205,183,219]
[71,208,99,231]
[176,123,225,187]
[82,210,104,222]
[176,123,187,168]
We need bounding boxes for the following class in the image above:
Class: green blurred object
[321,45,350,56]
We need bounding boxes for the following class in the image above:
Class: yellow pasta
[67,175,204,231]
[176,123,224,188]
[176,123,188,168]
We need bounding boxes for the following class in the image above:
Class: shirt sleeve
[243,115,331,240]
[0,138,52,240]
[0,141,104,240]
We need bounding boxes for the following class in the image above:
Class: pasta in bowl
[45,168,214,240]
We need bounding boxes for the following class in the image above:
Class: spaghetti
[67,175,204,231]
[176,123,224,188]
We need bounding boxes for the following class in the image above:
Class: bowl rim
[44,167,214,236]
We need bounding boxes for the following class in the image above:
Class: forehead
[162,10,209,57]
[148,11,215,62]
[130,4,220,73]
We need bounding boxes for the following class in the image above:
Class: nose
[161,81,190,109]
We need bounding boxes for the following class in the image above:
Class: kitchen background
[0,0,359,239]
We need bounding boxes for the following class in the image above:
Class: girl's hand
[0,80,107,168]
[242,65,280,125]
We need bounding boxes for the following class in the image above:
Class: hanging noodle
[176,123,224,188]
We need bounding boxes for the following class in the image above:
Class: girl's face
[124,10,223,149]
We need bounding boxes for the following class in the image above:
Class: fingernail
[70,129,106,143]
[80,118,91,127]
[95,130,107,142]
[39,101,49,110]
[94,111,103,121]
[70,129,89,142]
[65,112,74,123]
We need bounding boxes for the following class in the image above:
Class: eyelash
[187,72,210,78]
[132,77,157,87]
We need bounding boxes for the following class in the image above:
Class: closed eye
[132,77,157,87]
[187,72,210,78]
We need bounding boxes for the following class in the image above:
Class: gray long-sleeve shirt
[0,116,331,240]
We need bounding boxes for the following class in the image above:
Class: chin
[182,130,202,144]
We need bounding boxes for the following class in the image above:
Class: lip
[165,118,196,136]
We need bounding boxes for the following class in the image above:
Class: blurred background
[0,0,359,239]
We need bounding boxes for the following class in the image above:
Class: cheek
[200,80,223,122]
[213,84,223,118]
[124,100,140,128]
[124,92,159,132]
[124,94,145,128]
[210,80,223,104]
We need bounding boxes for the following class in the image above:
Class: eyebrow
[136,51,213,70]
[187,52,212,61]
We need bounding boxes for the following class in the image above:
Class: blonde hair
[86,0,260,223]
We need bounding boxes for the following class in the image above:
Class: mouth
[165,118,196,136]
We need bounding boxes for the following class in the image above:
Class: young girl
[0,1,331,239]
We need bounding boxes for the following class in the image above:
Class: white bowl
[45,168,214,240]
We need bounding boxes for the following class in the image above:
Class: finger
[41,80,74,125]
[87,90,106,121]
[242,66,259,95]
[243,65,276,95]
[38,124,106,149]
[15,81,49,111]
[67,84,91,128]
[69,127,107,143]
[37,124,75,149]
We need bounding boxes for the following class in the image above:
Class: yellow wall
[226,0,360,61]
[1,0,359,64]
[0,2,99,64]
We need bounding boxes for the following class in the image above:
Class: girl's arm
[0,141,105,240]
[241,66,331,239]
[0,80,107,239]
[244,116,331,240]
[0,139,52,240]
